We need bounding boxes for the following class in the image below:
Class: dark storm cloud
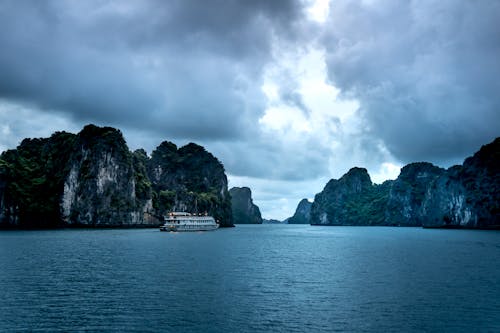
[323,0,500,164]
[211,133,331,181]
[0,0,307,140]
[276,69,310,115]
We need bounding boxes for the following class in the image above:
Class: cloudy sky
[1,0,499,220]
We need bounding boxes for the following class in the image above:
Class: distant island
[0,124,233,229]
[287,137,499,229]
[229,187,263,224]
[288,199,312,224]
[262,219,284,224]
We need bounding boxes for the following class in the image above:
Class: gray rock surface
[229,187,262,224]
[308,137,499,228]
[0,124,234,228]
[288,199,312,224]
[422,138,500,228]
[385,162,445,226]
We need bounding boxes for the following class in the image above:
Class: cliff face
[310,167,389,226]
[229,187,262,224]
[421,166,475,228]
[308,137,499,228]
[0,131,77,227]
[422,138,500,228]
[60,125,154,227]
[0,124,233,228]
[385,163,445,226]
[288,199,312,224]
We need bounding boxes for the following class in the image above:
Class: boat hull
[159,224,219,232]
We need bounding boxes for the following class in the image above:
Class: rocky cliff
[310,168,389,226]
[422,138,500,228]
[309,137,499,228]
[0,131,78,227]
[229,187,262,224]
[149,141,233,227]
[67,126,156,226]
[0,124,234,228]
[288,199,312,224]
[385,162,445,226]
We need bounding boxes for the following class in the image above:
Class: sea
[1,224,499,332]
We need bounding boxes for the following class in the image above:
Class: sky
[0,0,499,220]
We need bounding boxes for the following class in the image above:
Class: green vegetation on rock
[310,168,390,226]
[0,131,76,227]
[288,199,312,224]
[309,138,499,228]
[149,141,233,227]
[0,124,234,228]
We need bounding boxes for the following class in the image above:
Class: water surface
[1,225,499,332]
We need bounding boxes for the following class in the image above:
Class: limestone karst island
[0,125,233,228]
[0,124,498,229]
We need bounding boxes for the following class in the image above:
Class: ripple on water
[0,225,499,332]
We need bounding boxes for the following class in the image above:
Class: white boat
[159,212,219,232]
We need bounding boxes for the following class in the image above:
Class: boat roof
[169,212,192,216]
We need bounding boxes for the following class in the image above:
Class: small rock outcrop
[229,187,262,224]
[262,219,283,224]
[288,199,312,224]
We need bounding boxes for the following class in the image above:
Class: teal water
[1,225,499,332]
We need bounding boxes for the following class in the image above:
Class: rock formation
[385,162,445,226]
[309,137,499,229]
[0,124,234,228]
[422,138,500,228]
[60,125,153,227]
[310,167,389,226]
[288,199,312,224]
[149,141,233,227]
[262,219,283,224]
[229,187,262,224]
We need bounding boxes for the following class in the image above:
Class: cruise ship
[159,212,219,232]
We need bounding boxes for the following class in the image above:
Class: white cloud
[307,0,330,23]
[241,44,401,218]
[0,100,81,152]
[371,162,401,184]
[259,106,311,134]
